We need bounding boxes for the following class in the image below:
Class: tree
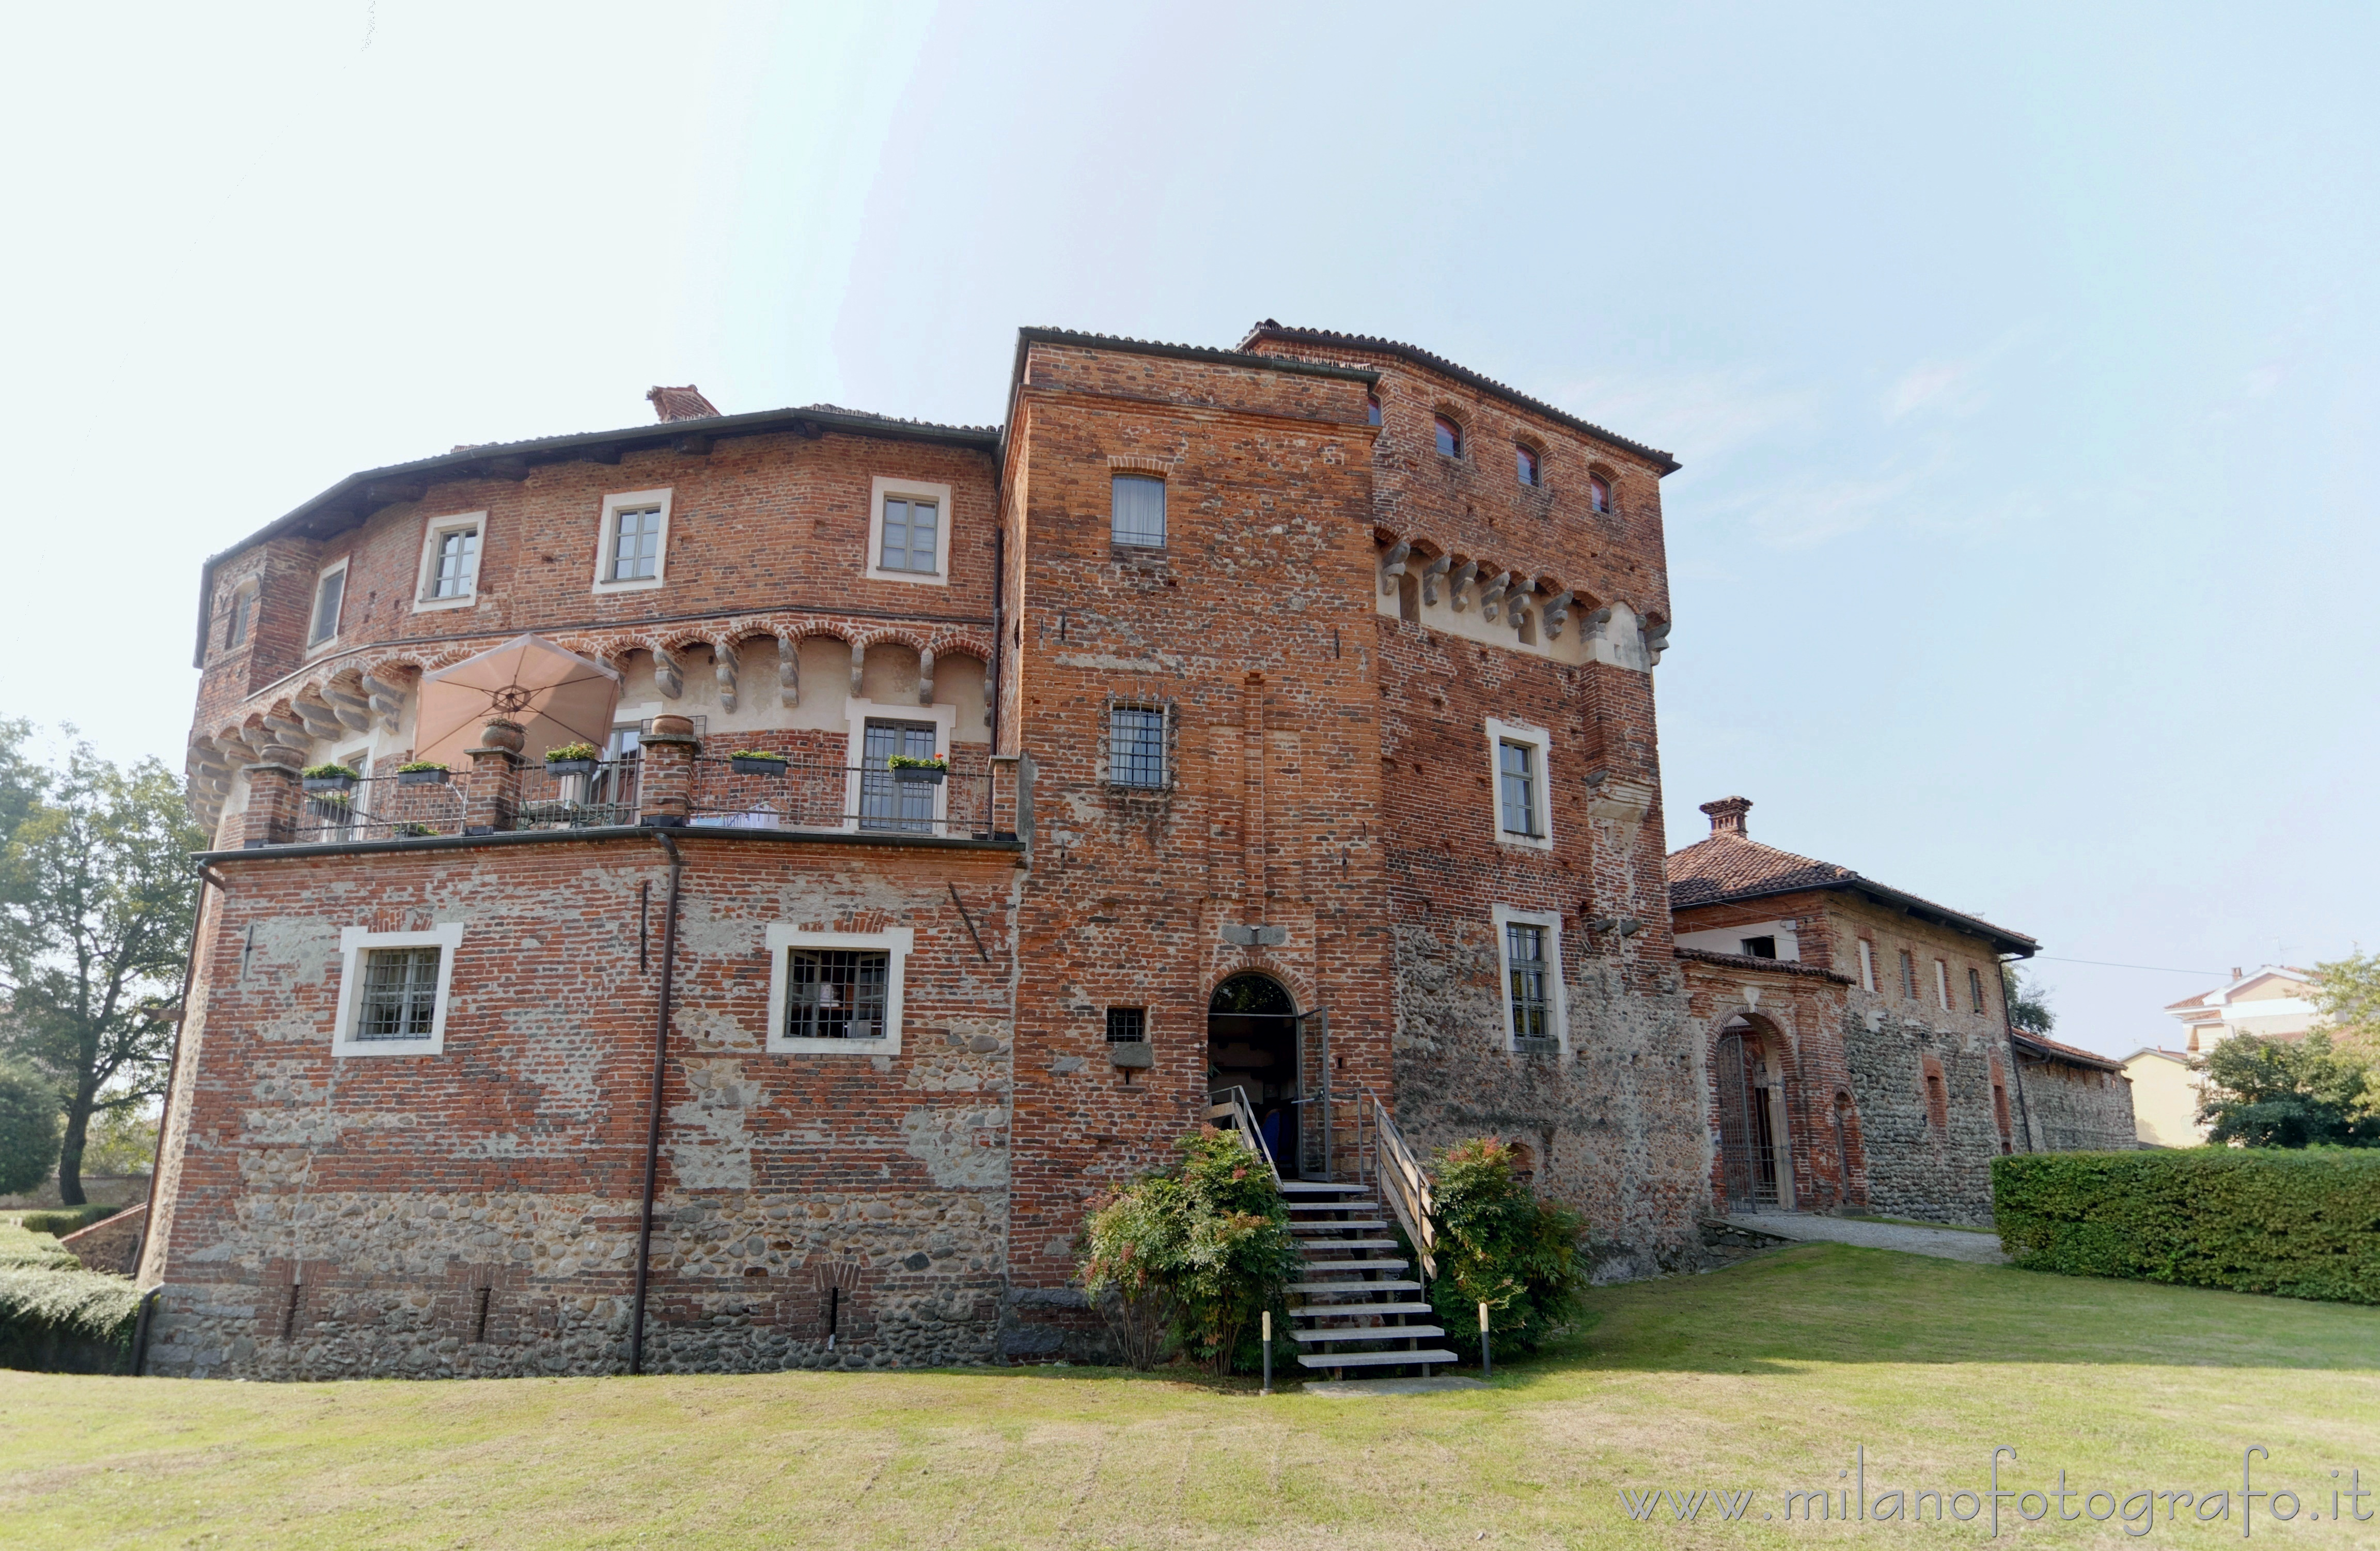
[0,726,203,1204]
[2197,1031,2380,1148]
[2001,964,2054,1035]
[2308,951,2380,1058]
[0,1059,60,1197]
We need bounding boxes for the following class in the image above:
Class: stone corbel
[1541,590,1575,639]
[1378,539,1412,595]
[1586,774,1657,828]
[712,639,740,712]
[776,635,800,708]
[917,647,936,706]
[1418,554,1452,606]
[651,644,684,700]
[1642,616,1673,666]
[322,685,373,733]
[1447,559,1481,611]
[1477,570,1512,622]
[285,703,339,743]
[362,673,408,732]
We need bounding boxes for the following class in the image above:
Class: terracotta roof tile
[2012,1030,2129,1074]
[1667,832,2038,956]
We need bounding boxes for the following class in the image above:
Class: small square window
[1108,705,1167,788]
[879,497,940,574]
[782,949,889,1041]
[308,563,347,647]
[1106,1007,1147,1044]
[356,947,443,1041]
[1113,474,1166,547]
[1741,935,1777,959]
[333,923,462,1057]
[1435,415,1463,458]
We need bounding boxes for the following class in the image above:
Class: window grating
[785,949,889,1040]
[1106,1007,1146,1044]
[1109,706,1166,788]
[1497,740,1538,836]
[880,497,940,573]
[1111,474,1166,547]
[355,947,441,1041]
[610,506,662,581]
[1506,923,1551,1044]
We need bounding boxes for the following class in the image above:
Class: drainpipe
[132,862,224,1372]
[1998,954,2038,1153]
[628,829,684,1376]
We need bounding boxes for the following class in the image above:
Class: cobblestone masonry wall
[1678,952,1865,1215]
[2017,1055,2137,1152]
[143,833,1019,1378]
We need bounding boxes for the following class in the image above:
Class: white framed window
[306,558,349,650]
[837,699,958,835]
[1483,717,1554,850]
[865,476,953,585]
[1112,473,1166,547]
[1934,958,1953,1011]
[331,923,463,1057]
[764,923,913,1055]
[414,511,486,611]
[591,488,673,593]
[1492,905,1567,1053]
[1857,939,1878,992]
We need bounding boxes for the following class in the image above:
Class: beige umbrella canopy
[413,634,623,767]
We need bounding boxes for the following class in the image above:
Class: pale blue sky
[4,3,2373,1057]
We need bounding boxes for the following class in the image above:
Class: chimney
[646,384,719,422]
[2230,967,2243,981]
[1701,796,1752,837]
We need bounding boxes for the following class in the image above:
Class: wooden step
[1294,1258,1409,1274]
[1288,1278,1422,1295]
[1292,1325,1447,1344]
[1289,1219,1389,1233]
[1301,1244,1401,1258]
[1294,1300,1434,1319]
[1278,1181,1372,1195]
[1295,1348,1461,1370]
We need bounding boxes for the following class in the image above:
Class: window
[1434,415,1463,458]
[1106,1007,1147,1044]
[866,477,953,584]
[331,923,463,1057]
[1741,935,1778,959]
[1992,1074,2013,1149]
[1588,474,1612,514]
[1515,444,1540,487]
[1108,704,1167,789]
[1492,905,1565,1052]
[1969,966,1986,1014]
[858,719,938,833]
[1924,1069,1949,1128]
[223,586,253,650]
[1112,474,1166,547]
[1483,718,1553,849]
[764,924,912,1054]
[591,488,672,592]
[1365,392,1382,427]
[307,561,348,648]
[1935,958,1953,1011]
[1857,939,1877,992]
[416,512,486,611]
[1899,950,1917,1000]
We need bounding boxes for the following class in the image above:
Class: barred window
[1106,1007,1147,1044]
[1506,924,1550,1043]
[879,497,940,573]
[355,947,442,1042]
[1109,706,1166,788]
[784,949,889,1041]
[1112,474,1166,547]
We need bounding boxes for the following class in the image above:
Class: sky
[2,2,2375,1059]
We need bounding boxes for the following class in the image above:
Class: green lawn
[2,1244,2375,1548]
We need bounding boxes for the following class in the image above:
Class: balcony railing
[686,756,996,839]
[514,759,641,830]
[295,775,467,842]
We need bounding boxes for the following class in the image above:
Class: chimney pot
[1700,796,1752,837]
[2230,966,2243,981]
[646,384,719,422]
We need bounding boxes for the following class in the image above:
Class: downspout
[1998,954,2038,1153]
[133,862,224,1373]
[628,830,684,1376]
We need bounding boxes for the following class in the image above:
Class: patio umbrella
[412,634,623,767]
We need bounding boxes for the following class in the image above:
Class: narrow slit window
[783,949,890,1041]
[1366,392,1382,427]
[1858,939,1877,992]
[1900,950,1918,1000]
[1515,444,1539,486]
[224,588,253,649]
[1434,415,1463,458]
[1968,966,1986,1014]
[1111,474,1166,547]
[609,506,663,581]
[1935,958,1952,1011]
[879,497,940,573]
[354,947,443,1042]
[308,566,346,646]
[1506,923,1551,1044]
[1497,740,1539,837]
[1589,474,1612,514]
[1109,706,1166,788]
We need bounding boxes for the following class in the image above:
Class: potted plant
[886,754,949,785]
[396,822,439,837]
[729,749,788,776]
[396,761,450,786]
[302,762,360,793]
[544,742,601,776]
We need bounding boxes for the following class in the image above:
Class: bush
[0,1063,60,1198]
[0,1265,142,1373]
[0,1223,81,1271]
[20,1203,118,1238]
[1994,1149,2380,1304]
[2198,1032,2380,1147]
[1079,1127,1302,1374]
[1413,1138,1586,1360]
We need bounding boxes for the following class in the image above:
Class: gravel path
[1721,1213,2010,1264]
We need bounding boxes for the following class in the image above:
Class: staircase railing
[1364,1089,1436,1281]
[1206,1085,1280,1180]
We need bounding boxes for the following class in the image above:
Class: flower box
[729,754,788,776]
[544,758,599,776]
[397,768,450,786]
[891,766,946,785]
[302,774,357,793]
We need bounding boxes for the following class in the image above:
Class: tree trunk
[56,1087,91,1206]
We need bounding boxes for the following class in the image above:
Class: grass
[2,1244,2375,1548]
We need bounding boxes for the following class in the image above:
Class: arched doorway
[1714,1017,1794,1212]
[1208,972,1301,1176]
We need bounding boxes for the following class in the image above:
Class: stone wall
[1840,1005,2012,1227]
[2017,1054,2138,1152]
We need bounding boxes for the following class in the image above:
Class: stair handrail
[1364,1089,1436,1280]
[1205,1084,1280,1180]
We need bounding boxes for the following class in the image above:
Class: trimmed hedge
[0,1265,142,1373]
[1994,1149,2380,1304]
[20,1203,118,1238]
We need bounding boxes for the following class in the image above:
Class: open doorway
[1714,1017,1794,1212]
[1207,972,1301,1176]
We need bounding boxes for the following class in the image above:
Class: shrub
[2198,1032,2380,1147]
[1994,1150,2380,1304]
[0,1265,142,1373]
[0,1223,81,1271]
[1079,1127,1301,1374]
[1414,1138,1586,1360]
[20,1203,119,1238]
[0,1062,59,1198]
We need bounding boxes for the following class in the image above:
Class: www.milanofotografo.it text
[1618,1448,2371,1536]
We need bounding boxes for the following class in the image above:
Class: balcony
[686,756,996,839]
